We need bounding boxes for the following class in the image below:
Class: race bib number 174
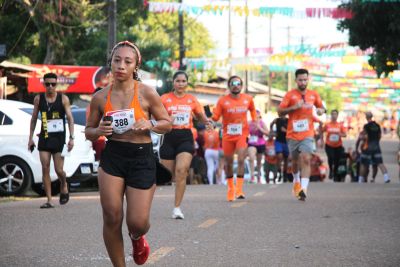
[227,123,242,135]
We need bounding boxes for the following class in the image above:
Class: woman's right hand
[96,118,113,137]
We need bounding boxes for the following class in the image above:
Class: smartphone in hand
[103,116,113,138]
[29,144,35,153]
[204,105,212,118]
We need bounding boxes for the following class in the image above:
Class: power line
[7,0,39,57]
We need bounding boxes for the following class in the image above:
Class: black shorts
[38,135,65,154]
[248,144,266,154]
[100,140,156,190]
[360,144,383,166]
[160,129,194,160]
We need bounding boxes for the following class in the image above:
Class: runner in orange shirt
[278,68,325,201]
[210,75,257,201]
[160,70,211,219]
[322,109,347,182]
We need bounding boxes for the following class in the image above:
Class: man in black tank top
[359,112,390,183]
[28,73,75,208]
[270,115,289,182]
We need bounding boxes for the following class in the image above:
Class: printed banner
[28,65,111,94]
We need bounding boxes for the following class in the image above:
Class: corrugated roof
[0,60,40,72]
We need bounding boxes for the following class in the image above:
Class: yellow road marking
[147,247,175,264]
[253,192,265,197]
[198,218,218,228]
[231,202,247,208]
[0,196,34,203]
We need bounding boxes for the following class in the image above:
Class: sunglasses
[230,80,242,86]
[45,82,57,87]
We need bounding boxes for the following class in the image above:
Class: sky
[183,0,349,59]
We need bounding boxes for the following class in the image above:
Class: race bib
[47,119,64,133]
[329,134,340,142]
[106,109,135,135]
[293,119,309,132]
[249,135,258,143]
[172,111,190,126]
[227,123,242,135]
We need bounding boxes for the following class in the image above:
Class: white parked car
[0,99,97,196]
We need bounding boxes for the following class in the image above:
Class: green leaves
[338,0,400,77]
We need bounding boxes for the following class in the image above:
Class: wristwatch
[150,119,158,128]
[69,135,75,140]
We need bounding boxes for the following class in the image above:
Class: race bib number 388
[106,109,135,134]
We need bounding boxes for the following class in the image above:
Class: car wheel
[0,157,32,196]
[31,180,61,197]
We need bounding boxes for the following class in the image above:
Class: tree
[314,86,342,113]
[1,1,216,96]
[0,0,149,65]
[1,0,109,64]
[337,1,400,77]
[126,12,215,93]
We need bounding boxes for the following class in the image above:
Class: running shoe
[131,235,150,265]
[227,186,235,201]
[292,181,301,197]
[235,178,245,199]
[227,179,235,201]
[172,207,184,219]
[298,189,307,201]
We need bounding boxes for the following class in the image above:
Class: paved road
[1,140,399,267]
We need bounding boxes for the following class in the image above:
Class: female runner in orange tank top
[85,41,172,266]
[160,71,212,219]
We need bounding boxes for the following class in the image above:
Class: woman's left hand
[132,119,152,131]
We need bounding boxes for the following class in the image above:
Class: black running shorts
[360,145,383,166]
[160,129,194,160]
[100,140,156,189]
[38,135,65,154]
[248,144,266,154]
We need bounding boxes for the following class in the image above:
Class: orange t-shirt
[279,89,323,141]
[211,94,257,141]
[265,139,277,164]
[323,121,346,147]
[204,129,220,150]
[161,92,203,130]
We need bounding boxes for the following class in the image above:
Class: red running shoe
[131,234,150,265]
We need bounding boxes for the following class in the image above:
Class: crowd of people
[28,40,398,266]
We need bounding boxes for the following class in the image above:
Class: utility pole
[228,0,232,77]
[107,0,117,58]
[244,0,248,93]
[178,0,185,70]
[268,14,272,112]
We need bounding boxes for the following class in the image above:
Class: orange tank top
[103,80,147,120]
[103,81,147,135]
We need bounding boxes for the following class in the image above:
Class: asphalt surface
[1,139,399,267]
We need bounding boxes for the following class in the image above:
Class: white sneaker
[172,207,184,219]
